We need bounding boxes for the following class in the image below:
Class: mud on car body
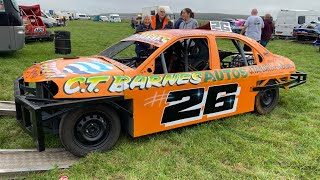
[15,28,307,157]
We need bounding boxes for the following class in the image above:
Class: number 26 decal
[161,84,240,126]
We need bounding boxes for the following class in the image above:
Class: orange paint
[22,30,300,137]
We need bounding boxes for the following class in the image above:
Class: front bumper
[14,77,123,152]
[252,71,307,91]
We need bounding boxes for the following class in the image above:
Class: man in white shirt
[241,9,264,51]
[241,8,264,40]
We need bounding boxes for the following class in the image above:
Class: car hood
[23,56,124,83]
[23,56,129,98]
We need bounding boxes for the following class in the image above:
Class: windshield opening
[100,41,158,69]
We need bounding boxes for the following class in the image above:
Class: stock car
[293,22,320,41]
[14,23,307,157]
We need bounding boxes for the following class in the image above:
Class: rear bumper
[14,77,124,152]
[252,72,307,91]
[25,34,52,41]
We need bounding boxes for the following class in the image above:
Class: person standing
[241,8,264,50]
[260,14,274,47]
[135,15,154,56]
[151,7,169,30]
[63,16,66,27]
[179,8,198,29]
[174,11,184,29]
[131,16,135,29]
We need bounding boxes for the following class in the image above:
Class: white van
[275,9,320,37]
[99,15,108,22]
[109,14,121,23]
[75,13,90,20]
[142,6,175,23]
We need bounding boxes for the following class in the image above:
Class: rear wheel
[254,81,279,115]
[59,105,121,157]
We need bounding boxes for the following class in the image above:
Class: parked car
[19,4,53,42]
[14,28,306,157]
[293,21,320,41]
[75,13,90,20]
[232,19,246,34]
[93,15,108,22]
[109,14,121,22]
[275,9,320,37]
[40,11,57,27]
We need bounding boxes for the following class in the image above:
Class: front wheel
[59,105,121,157]
[254,81,279,115]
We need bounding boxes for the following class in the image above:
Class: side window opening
[216,38,257,69]
[154,38,210,74]
[298,16,306,25]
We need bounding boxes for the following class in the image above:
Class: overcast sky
[18,0,320,17]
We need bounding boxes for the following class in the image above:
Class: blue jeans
[260,40,269,47]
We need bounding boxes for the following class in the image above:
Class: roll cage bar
[159,38,250,74]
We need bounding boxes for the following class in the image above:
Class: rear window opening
[216,38,259,69]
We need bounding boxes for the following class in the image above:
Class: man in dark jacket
[135,15,154,57]
[260,14,274,47]
[174,11,183,29]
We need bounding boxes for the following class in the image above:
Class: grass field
[0,21,320,179]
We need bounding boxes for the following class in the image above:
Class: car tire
[297,35,305,41]
[254,80,279,115]
[59,105,121,157]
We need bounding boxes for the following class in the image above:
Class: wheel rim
[74,113,111,148]
[260,89,276,108]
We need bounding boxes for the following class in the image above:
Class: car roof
[141,29,241,38]
[122,29,246,47]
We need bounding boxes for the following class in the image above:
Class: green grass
[0,21,320,179]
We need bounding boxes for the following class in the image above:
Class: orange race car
[14,26,307,157]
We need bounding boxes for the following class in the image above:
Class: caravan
[275,9,320,37]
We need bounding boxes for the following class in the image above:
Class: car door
[125,35,252,137]
[213,36,263,116]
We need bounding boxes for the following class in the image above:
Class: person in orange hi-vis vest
[151,6,170,30]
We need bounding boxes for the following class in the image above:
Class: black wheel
[297,35,305,41]
[254,81,279,115]
[59,105,121,157]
